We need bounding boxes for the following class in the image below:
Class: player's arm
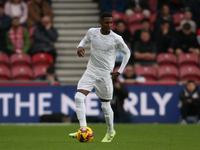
[77,29,92,57]
[111,37,131,79]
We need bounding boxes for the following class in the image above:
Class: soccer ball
[77,127,94,142]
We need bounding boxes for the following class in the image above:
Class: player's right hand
[77,47,85,57]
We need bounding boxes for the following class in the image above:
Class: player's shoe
[69,132,77,138]
[101,130,116,142]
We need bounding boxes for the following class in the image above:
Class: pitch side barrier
[0,83,192,123]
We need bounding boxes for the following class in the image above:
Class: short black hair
[187,80,195,85]
[46,67,55,74]
[141,18,150,24]
[116,19,126,25]
[100,12,113,21]
[183,23,191,30]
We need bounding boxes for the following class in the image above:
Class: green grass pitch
[0,124,200,150]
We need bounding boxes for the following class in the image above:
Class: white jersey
[78,27,130,77]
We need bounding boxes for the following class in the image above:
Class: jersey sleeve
[77,28,92,48]
[116,36,131,74]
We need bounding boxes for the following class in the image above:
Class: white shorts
[77,71,113,100]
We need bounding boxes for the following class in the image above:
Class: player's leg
[75,89,90,128]
[94,77,116,142]
[69,73,94,138]
[101,99,114,134]
[101,99,116,142]
[69,89,90,138]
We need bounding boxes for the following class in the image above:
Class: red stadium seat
[178,53,199,68]
[0,65,11,81]
[136,66,157,81]
[173,12,184,25]
[0,53,9,67]
[12,66,33,81]
[112,12,127,24]
[32,53,53,67]
[148,0,158,14]
[158,66,179,81]
[10,53,31,68]
[33,65,49,79]
[157,53,177,67]
[129,24,141,35]
[128,13,147,25]
[179,66,200,81]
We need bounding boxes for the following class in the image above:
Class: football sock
[75,92,87,127]
[101,101,114,133]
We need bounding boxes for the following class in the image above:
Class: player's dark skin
[77,17,120,102]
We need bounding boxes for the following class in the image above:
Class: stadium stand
[148,0,157,14]
[10,53,31,68]
[33,64,49,79]
[179,65,200,81]
[158,66,179,82]
[128,13,147,25]
[32,53,53,67]
[11,65,33,81]
[0,65,10,81]
[0,53,9,67]
[128,13,148,34]
[112,12,127,30]
[173,12,185,26]
[173,12,185,31]
[136,66,157,81]
[178,53,199,68]
[157,53,177,68]
[129,24,142,35]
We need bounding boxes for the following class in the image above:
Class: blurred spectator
[30,16,58,61]
[111,78,134,123]
[38,67,59,85]
[156,20,174,54]
[113,19,131,47]
[154,4,175,33]
[4,0,28,25]
[191,0,200,28]
[132,18,154,47]
[175,23,199,56]
[181,0,193,11]
[113,19,131,67]
[179,80,200,124]
[133,31,158,70]
[0,4,11,31]
[27,0,53,28]
[180,10,197,33]
[119,64,146,84]
[6,17,30,54]
[125,0,150,17]
[100,0,126,13]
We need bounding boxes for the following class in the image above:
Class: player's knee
[101,102,111,111]
[75,92,86,104]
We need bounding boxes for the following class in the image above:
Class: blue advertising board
[0,85,184,123]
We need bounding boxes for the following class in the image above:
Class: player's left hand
[110,71,120,79]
